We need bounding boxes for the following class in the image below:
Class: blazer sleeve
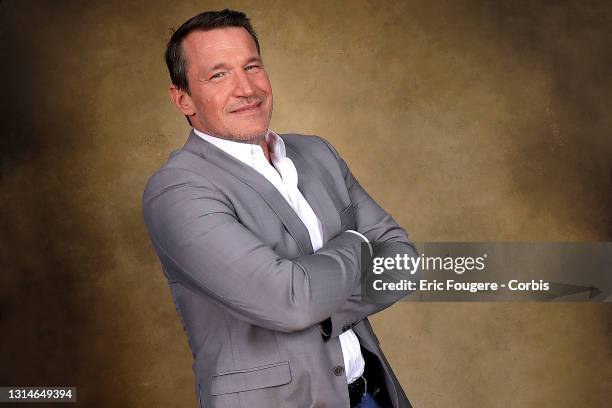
[317,138,420,340]
[143,167,372,333]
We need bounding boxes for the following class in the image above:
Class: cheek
[195,84,231,112]
[202,95,228,116]
[254,75,272,94]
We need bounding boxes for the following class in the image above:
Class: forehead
[182,27,259,67]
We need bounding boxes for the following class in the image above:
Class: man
[143,9,417,408]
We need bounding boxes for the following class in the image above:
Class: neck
[193,127,272,164]
[244,133,271,164]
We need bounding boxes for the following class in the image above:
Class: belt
[348,374,368,405]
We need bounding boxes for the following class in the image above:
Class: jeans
[351,393,382,408]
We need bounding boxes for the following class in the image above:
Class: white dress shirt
[194,129,366,383]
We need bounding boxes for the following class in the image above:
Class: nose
[233,70,255,97]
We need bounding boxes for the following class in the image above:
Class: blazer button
[334,365,345,376]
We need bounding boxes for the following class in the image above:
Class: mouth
[230,101,262,114]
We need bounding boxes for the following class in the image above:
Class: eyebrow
[244,56,263,66]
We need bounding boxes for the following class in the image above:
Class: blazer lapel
[285,144,340,243]
[183,131,314,255]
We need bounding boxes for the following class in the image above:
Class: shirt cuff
[345,230,373,257]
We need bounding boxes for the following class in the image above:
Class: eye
[210,72,226,80]
[245,64,261,72]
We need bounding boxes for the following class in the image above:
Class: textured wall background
[1,0,611,407]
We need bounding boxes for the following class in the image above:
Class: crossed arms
[143,138,418,336]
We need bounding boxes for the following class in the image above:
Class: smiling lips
[230,100,263,114]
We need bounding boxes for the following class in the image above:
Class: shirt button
[333,365,345,376]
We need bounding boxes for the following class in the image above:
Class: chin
[231,125,269,141]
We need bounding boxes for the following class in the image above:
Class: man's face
[173,27,273,141]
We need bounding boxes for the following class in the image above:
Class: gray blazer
[143,131,416,408]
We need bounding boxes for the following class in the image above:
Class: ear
[169,85,196,117]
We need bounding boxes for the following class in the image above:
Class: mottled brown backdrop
[1,1,611,407]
